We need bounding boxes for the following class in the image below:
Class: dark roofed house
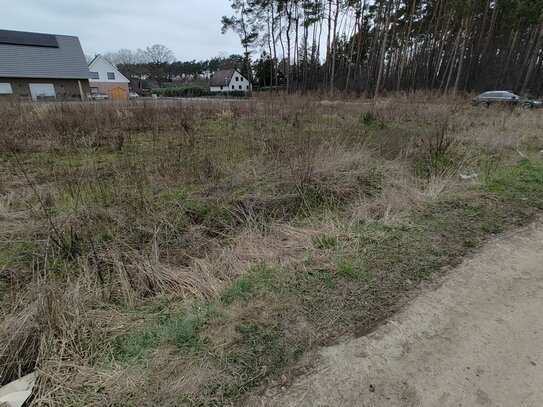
[0,29,90,101]
[210,69,252,93]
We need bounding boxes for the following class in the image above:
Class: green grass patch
[113,310,210,363]
[337,257,369,280]
[312,234,340,250]
[486,159,543,208]
[221,277,253,305]
[0,241,39,269]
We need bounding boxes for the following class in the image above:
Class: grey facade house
[0,29,90,101]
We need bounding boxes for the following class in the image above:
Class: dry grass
[0,95,542,405]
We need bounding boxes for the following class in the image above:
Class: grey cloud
[2,0,243,60]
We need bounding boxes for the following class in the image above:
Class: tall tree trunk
[443,28,461,93]
[286,5,292,93]
[267,5,275,93]
[453,14,472,96]
[397,0,417,91]
[354,0,367,90]
[516,25,539,90]
[329,0,341,91]
[375,1,391,96]
[432,5,452,89]
[521,22,543,95]
[499,30,518,89]
[346,1,365,90]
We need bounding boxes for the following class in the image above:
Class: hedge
[150,87,248,98]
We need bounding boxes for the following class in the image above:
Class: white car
[91,93,109,101]
[129,92,140,99]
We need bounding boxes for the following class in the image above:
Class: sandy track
[248,217,543,407]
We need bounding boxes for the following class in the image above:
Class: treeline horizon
[101,51,284,90]
[95,47,248,85]
[101,0,543,96]
[222,0,543,96]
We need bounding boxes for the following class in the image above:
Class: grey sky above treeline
[2,0,243,60]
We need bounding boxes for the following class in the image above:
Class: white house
[88,54,130,100]
[209,69,252,93]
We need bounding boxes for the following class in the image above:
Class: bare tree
[103,48,141,67]
[138,44,175,84]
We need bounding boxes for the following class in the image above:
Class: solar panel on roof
[0,29,58,48]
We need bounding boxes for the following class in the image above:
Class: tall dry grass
[1,95,540,403]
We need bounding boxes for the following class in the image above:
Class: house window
[90,72,99,79]
[0,83,13,94]
[90,87,99,94]
[232,85,234,90]
[107,72,115,80]
[235,77,239,81]
[220,86,223,90]
[239,85,242,90]
[246,85,249,90]
[29,83,56,101]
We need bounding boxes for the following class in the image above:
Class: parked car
[129,92,140,99]
[472,91,542,108]
[91,93,109,101]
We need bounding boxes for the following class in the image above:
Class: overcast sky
[2,0,243,61]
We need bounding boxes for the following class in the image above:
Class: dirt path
[248,217,543,407]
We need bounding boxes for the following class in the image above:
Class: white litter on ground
[459,173,478,182]
[0,372,37,407]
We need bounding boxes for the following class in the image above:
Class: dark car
[473,91,542,108]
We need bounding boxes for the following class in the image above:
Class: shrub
[150,87,211,97]
[150,87,248,98]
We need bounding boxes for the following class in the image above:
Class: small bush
[362,111,377,125]
[419,117,457,160]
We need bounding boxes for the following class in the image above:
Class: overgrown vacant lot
[1,96,542,406]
